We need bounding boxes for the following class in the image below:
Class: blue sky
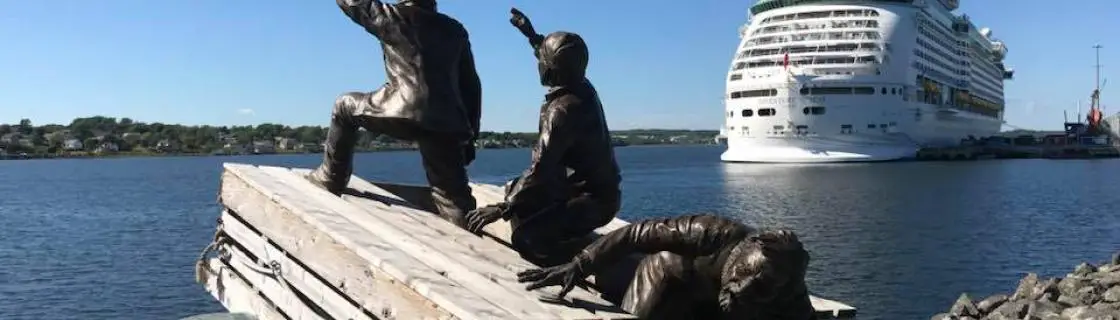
[0,0,1116,132]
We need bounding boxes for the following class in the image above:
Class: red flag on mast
[783,53,790,70]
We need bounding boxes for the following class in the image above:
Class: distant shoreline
[0,143,716,161]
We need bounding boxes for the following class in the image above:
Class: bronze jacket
[504,80,622,218]
[336,0,482,140]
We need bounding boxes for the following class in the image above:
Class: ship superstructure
[721,0,1013,162]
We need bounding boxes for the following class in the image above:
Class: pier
[193,163,856,319]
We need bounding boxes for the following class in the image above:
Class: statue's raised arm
[509,8,545,51]
[337,0,403,39]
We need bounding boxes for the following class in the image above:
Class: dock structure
[195,163,856,319]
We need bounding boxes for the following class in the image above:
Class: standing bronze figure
[517,214,816,320]
[307,0,481,227]
[463,8,622,267]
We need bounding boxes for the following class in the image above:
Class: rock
[1025,300,1063,319]
[950,293,981,317]
[977,294,1009,313]
[1038,278,1060,299]
[1102,265,1120,273]
[1014,273,1042,300]
[1097,273,1120,288]
[1105,287,1120,302]
[1075,263,1100,277]
[935,254,1120,318]
[1062,306,1109,319]
[1059,294,1087,307]
[1090,301,1120,316]
[1062,276,1096,296]
[991,299,1029,318]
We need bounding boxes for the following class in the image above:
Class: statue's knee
[332,92,363,117]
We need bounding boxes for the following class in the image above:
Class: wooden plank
[201,258,284,320]
[220,163,506,320]
[219,242,326,320]
[219,210,376,320]
[264,166,631,320]
[287,168,634,319]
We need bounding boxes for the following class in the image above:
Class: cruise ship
[720,0,1014,162]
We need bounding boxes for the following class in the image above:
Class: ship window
[854,87,875,95]
[773,125,784,131]
[891,88,897,95]
[810,107,825,115]
[741,109,753,117]
[728,111,733,117]
[730,89,777,99]
[809,87,854,95]
[881,88,887,95]
[802,107,810,115]
[758,108,776,116]
[730,74,742,81]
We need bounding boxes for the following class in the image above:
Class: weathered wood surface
[200,258,284,320]
[220,163,501,320]
[282,168,630,320]
[219,163,633,320]
[218,209,375,320]
[219,239,326,320]
[267,166,630,319]
[371,180,857,319]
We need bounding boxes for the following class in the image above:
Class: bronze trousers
[312,90,476,227]
[509,191,619,267]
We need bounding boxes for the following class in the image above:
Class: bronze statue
[517,214,816,320]
[307,0,481,227]
[463,8,622,267]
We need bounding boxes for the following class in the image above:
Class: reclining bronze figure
[518,214,816,320]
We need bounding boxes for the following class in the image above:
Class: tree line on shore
[0,116,718,156]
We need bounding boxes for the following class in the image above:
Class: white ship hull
[721,102,1003,162]
[721,0,1011,163]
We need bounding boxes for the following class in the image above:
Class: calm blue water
[1,145,1117,320]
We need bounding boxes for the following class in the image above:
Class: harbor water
[1,145,1117,319]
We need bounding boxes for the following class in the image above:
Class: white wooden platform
[195,163,855,320]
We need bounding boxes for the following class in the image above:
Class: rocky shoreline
[933,252,1120,319]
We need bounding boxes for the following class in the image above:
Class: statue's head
[399,0,436,11]
[536,32,589,87]
[718,229,811,316]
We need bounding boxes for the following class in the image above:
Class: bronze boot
[305,164,349,196]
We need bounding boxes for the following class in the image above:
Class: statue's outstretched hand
[465,204,503,234]
[509,7,536,38]
[516,261,587,299]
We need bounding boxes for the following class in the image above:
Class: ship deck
[192,163,856,319]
